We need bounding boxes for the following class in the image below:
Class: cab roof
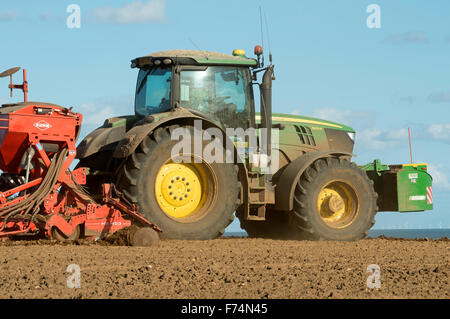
[132,49,257,68]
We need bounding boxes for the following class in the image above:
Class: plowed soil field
[0,237,448,299]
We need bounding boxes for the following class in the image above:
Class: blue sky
[1,0,449,230]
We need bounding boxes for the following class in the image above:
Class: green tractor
[76,47,433,240]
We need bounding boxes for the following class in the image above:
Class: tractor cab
[131,49,266,131]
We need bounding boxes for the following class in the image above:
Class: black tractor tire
[116,125,239,240]
[238,209,296,239]
[292,157,377,241]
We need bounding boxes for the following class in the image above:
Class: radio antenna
[259,6,265,67]
[188,37,202,51]
[264,12,272,64]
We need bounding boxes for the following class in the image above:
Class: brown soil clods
[0,237,448,299]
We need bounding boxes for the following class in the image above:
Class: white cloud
[78,103,117,127]
[290,108,301,115]
[39,12,52,21]
[385,128,409,140]
[75,95,134,138]
[308,108,450,150]
[92,0,166,24]
[399,96,416,104]
[304,107,404,150]
[428,90,450,103]
[0,10,18,21]
[428,164,450,189]
[384,31,428,44]
[358,128,403,151]
[310,107,377,129]
[357,124,450,151]
[427,124,450,142]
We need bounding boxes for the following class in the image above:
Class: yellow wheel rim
[317,181,359,228]
[155,162,204,219]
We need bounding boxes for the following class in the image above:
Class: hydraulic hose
[0,148,69,228]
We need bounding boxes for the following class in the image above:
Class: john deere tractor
[76,48,433,240]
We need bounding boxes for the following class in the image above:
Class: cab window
[179,66,251,129]
[135,67,172,116]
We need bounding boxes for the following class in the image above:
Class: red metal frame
[8,69,28,102]
[0,101,159,239]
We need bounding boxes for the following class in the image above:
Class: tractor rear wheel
[116,125,239,240]
[292,157,377,241]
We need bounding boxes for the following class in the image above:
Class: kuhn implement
[0,67,160,245]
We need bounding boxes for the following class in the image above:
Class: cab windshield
[179,66,252,129]
[135,67,172,116]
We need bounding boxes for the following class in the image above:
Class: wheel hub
[317,181,358,228]
[155,163,203,219]
[328,195,344,213]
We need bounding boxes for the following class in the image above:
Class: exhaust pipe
[260,65,274,157]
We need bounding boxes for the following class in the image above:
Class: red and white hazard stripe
[426,187,433,204]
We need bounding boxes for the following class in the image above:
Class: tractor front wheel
[292,157,377,241]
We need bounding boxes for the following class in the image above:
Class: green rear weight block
[360,160,433,212]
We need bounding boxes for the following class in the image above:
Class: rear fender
[111,113,203,158]
[76,125,127,159]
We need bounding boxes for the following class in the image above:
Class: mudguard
[76,125,127,159]
[112,113,200,158]
[274,150,354,212]
[112,108,231,159]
